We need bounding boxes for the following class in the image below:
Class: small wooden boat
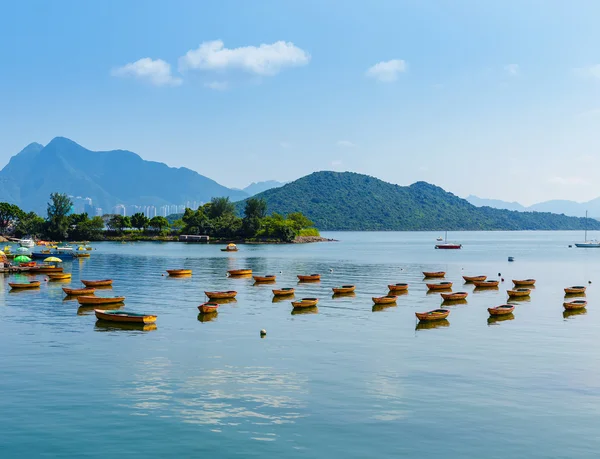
[253,275,276,283]
[387,283,409,292]
[462,275,487,283]
[297,274,321,282]
[440,291,468,300]
[9,281,40,289]
[513,279,536,286]
[272,288,295,296]
[78,296,125,305]
[48,273,71,280]
[198,302,219,313]
[372,295,397,304]
[63,287,96,296]
[332,285,356,294]
[507,288,531,298]
[423,271,445,278]
[227,269,252,276]
[81,279,113,287]
[29,266,64,274]
[95,309,157,324]
[565,286,586,294]
[221,243,238,252]
[488,304,515,315]
[291,298,319,308]
[473,280,499,288]
[73,252,90,258]
[415,309,450,321]
[204,290,237,300]
[19,261,36,267]
[426,281,453,290]
[563,300,587,310]
[166,269,192,276]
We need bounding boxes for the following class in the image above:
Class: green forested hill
[245,171,600,231]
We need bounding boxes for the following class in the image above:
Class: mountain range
[248,171,600,231]
[466,195,600,218]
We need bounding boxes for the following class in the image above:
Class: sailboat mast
[445,230,448,243]
[585,210,588,242]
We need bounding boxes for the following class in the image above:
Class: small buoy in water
[568,245,572,248]
[161,274,164,276]
[589,281,592,284]
[329,268,334,272]
[508,256,515,262]
[501,278,504,282]
[498,273,502,277]
[260,329,267,337]
[45,278,48,282]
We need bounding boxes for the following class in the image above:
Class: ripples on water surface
[2,231,600,457]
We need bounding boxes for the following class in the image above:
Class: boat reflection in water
[441,299,468,306]
[415,319,450,331]
[77,303,124,316]
[95,321,157,332]
[291,306,318,315]
[487,314,515,326]
[272,295,295,303]
[563,309,587,320]
[211,298,237,305]
[332,292,356,299]
[197,312,218,323]
[372,303,397,313]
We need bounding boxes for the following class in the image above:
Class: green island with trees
[0,193,320,243]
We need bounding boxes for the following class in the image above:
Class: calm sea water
[2,231,600,458]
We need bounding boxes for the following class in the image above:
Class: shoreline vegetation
[0,194,323,244]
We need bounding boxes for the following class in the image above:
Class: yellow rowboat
[423,271,445,278]
[198,303,219,313]
[507,288,531,298]
[415,309,450,321]
[221,243,238,252]
[253,275,276,283]
[273,288,295,296]
[95,309,157,324]
[48,273,71,280]
[204,290,237,300]
[372,295,397,304]
[488,304,515,316]
[29,266,63,274]
[332,285,356,294]
[563,300,587,310]
[462,275,487,283]
[513,279,536,286]
[387,283,409,292]
[297,274,321,282]
[564,286,586,295]
[78,296,125,305]
[63,287,96,296]
[9,281,40,289]
[167,269,192,276]
[440,291,468,301]
[228,269,252,276]
[426,282,453,290]
[291,298,319,308]
[81,279,113,287]
[473,280,499,288]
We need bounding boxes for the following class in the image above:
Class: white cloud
[574,64,600,79]
[366,59,407,82]
[204,81,228,91]
[111,58,182,86]
[548,176,590,186]
[179,40,310,76]
[504,64,519,76]
[336,140,355,148]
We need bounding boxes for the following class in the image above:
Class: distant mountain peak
[243,179,286,196]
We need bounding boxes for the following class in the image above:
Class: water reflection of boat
[197,312,218,322]
[95,321,157,332]
[473,286,499,293]
[272,295,294,303]
[211,297,237,304]
[416,319,450,330]
[441,298,468,306]
[487,314,515,325]
[291,306,318,315]
[372,303,397,312]
[77,303,124,315]
[563,309,587,319]
[332,292,356,299]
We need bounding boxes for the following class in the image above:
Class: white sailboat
[19,237,35,248]
[435,231,462,249]
[574,211,600,248]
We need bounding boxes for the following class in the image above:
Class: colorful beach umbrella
[44,256,63,263]
[14,255,32,263]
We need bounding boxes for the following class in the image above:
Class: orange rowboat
[488,304,515,316]
[473,280,499,288]
[423,271,445,278]
[332,285,356,294]
[564,286,586,294]
[426,282,453,290]
[507,288,530,298]
[77,296,125,305]
[81,279,113,287]
[253,275,276,283]
[372,295,397,304]
[291,298,319,308]
[415,309,450,321]
[63,287,96,296]
[48,273,71,280]
[462,275,487,283]
[204,290,237,300]
[9,281,40,289]
[388,283,409,292]
[513,279,536,286]
[29,266,63,274]
[297,274,321,282]
[441,292,468,300]
[228,269,252,276]
[95,309,156,324]
[563,300,587,310]
[273,288,295,296]
[198,303,219,313]
[167,269,192,276]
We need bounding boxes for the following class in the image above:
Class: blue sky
[1,0,600,205]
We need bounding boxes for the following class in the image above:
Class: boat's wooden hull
[426,282,453,290]
[372,296,397,304]
[167,269,192,276]
[228,269,252,276]
[332,285,356,294]
[9,281,40,289]
[463,275,487,282]
[297,274,321,282]
[507,289,531,298]
[423,271,445,278]
[48,273,71,280]
[253,275,276,283]
[205,290,237,300]
[291,298,319,308]
[78,296,125,305]
[63,287,96,296]
[29,267,64,274]
[387,283,409,292]
[198,303,219,313]
[440,292,468,300]
[415,309,450,321]
[473,280,500,288]
[273,288,295,296]
[563,300,587,310]
[488,305,515,315]
[565,286,586,294]
[95,309,156,324]
[513,279,536,286]
[81,279,113,287]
